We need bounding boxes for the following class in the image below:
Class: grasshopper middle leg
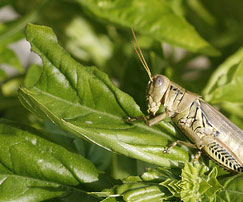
[163,140,198,154]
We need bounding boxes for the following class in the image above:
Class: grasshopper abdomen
[172,96,243,173]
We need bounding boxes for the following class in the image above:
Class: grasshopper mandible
[129,29,243,173]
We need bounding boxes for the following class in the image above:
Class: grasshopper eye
[154,76,164,87]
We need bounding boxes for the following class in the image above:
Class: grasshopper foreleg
[126,112,168,126]
[126,115,150,125]
[147,112,167,126]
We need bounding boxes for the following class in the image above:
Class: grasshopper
[129,30,243,173]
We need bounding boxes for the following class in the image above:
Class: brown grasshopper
[128,29,243,173]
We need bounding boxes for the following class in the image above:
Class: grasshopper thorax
[146,74,170,115]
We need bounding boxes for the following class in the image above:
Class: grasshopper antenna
[131,28,153,82]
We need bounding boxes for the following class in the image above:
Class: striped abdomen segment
[172,99,243,173]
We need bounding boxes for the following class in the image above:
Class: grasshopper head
[130,30,170,115]
[146,74,170,115]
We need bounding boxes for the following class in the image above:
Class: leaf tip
[25,23,58,44]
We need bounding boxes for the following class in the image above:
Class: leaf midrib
[25,87,173,138]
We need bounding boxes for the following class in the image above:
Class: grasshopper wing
[200,100,243,166]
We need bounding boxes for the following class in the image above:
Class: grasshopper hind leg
[163,140,197,154]
[163,140,203,164]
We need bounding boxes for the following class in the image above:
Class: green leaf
[0,119,99,184]
[0,19,26,47]
[217,174,243,202]
[0,47,24,73]
[101,197,122,202]
[0,0,12,7]
[203,48,243,103]
[0,69,7,81]
[0,174,102,202]
[221,102,243,119]
[187,0,217,26]
[24,64,43,87]
[42,121,113,172]
[104,167,182,201]
[0,94,19,111]
[0,175,66,201]
[0,1,49,47]
[141,167,178,182]
[112,155,138,180]
[19,24,190,169]
[1,77,23,96]
[55,189,102,202]
[207,60,243,104]
[202,48,243,128]
[229,114,243,130]
[64,16,113,67]
[0,84,37,125]
[0,20,24,47]
[180,163,222,202]
[160,178,181,197]
[109,175,172,202]
[0,119,102,201]
[160,163,223,202]
[75,0,219,56]
[121,185,168,202]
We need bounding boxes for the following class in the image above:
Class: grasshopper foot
[125,117,135,122]
[163,147,170,154]
[125,115,149,124]
[193,150,202,164]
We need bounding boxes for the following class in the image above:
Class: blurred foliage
[0,0,243,201]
